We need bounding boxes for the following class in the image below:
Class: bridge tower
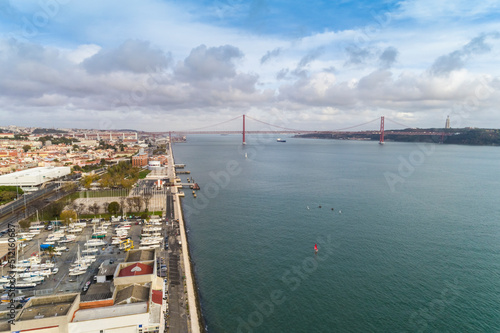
[379,116,385,144]
[242,114,246,145]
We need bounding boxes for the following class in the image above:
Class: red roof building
[118,263,153,277]
[151,289,162,305]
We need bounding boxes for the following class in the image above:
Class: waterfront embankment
[169,143,202,333]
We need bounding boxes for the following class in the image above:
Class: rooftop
[98,263,118,276]
[16,294,78,321]
[118,262,154,277]
[80,282,113,303]
[125,249,155,262]
[115,283,151,305]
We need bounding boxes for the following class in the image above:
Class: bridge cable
[385,117,412,129]
[174,115,242,132]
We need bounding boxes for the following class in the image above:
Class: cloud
[276,68,289,80]
[297,47,324,68]
[430,34,497,76]
[344,45,371,66]
[379,46,398,69]
[82,40,171,74]
[395,0,500,21]
[175,44,243,81]
[260,47,281,64]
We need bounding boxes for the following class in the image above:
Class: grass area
[138,169,151,179]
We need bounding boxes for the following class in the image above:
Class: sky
[0,0,500,131]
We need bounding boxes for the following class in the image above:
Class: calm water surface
[173,135,500,333]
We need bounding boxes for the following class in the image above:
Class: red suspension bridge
[152,115,452,144]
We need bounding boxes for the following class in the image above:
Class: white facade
[0,166,71,187]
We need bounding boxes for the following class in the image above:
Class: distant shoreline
[295,128,500,146]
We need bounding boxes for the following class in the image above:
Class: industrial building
[0,166,71,190]
[0,249,165,333]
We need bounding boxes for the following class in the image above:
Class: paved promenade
[169,144,201,333]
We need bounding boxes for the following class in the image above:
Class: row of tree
[66,193,154,217]
[78,161,140,189]
[0,186,23,204]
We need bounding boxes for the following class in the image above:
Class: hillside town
[0,125,155,175]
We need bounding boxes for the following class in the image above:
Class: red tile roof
[151,290,162,305]
[118,263,153,277]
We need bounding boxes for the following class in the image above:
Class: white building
[0,166,71,190]
[2,249,166,333]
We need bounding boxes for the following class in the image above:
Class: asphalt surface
[166,220,188,333]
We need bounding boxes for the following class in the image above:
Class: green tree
[46,201,65,219]
[108,201,120,215]
[60,210,77,226]
[22,145,31,152]
[45,246,56,261]
[80,175,98,189]
[19,219,31,231]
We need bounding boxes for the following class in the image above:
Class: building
[0,166,71,190]
[132,153,148,167]
[445,115,450,129]
[3,249,165,333]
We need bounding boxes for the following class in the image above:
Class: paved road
[166,219,188,333]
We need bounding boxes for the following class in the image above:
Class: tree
[126,197,135,212]
[90,202,100,216]
[62,182,77,193]
[19,219,31,231]
[22,145,31,152]
[119,196,127,215]
[76,203,86,216]
[81,175,95,190]
[108,202,120,215]
[132,196,143,212]
[46,201,65,219]
[121,178,135,189]
[102,201,109,213]
[60,210,77,226]
[45,246,56,262]
[143,191,153,211]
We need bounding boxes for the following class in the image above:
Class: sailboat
[314,244,318,253]
[69,245,88,276]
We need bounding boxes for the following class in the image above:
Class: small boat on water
[276,138,286,142]
[314,243,318,253]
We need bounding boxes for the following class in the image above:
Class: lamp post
[15,176,19,200]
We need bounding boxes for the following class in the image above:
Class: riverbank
[169,143,203,333]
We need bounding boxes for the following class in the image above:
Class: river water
[173,135,500,333]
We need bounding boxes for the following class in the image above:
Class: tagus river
[173,135,500,333]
